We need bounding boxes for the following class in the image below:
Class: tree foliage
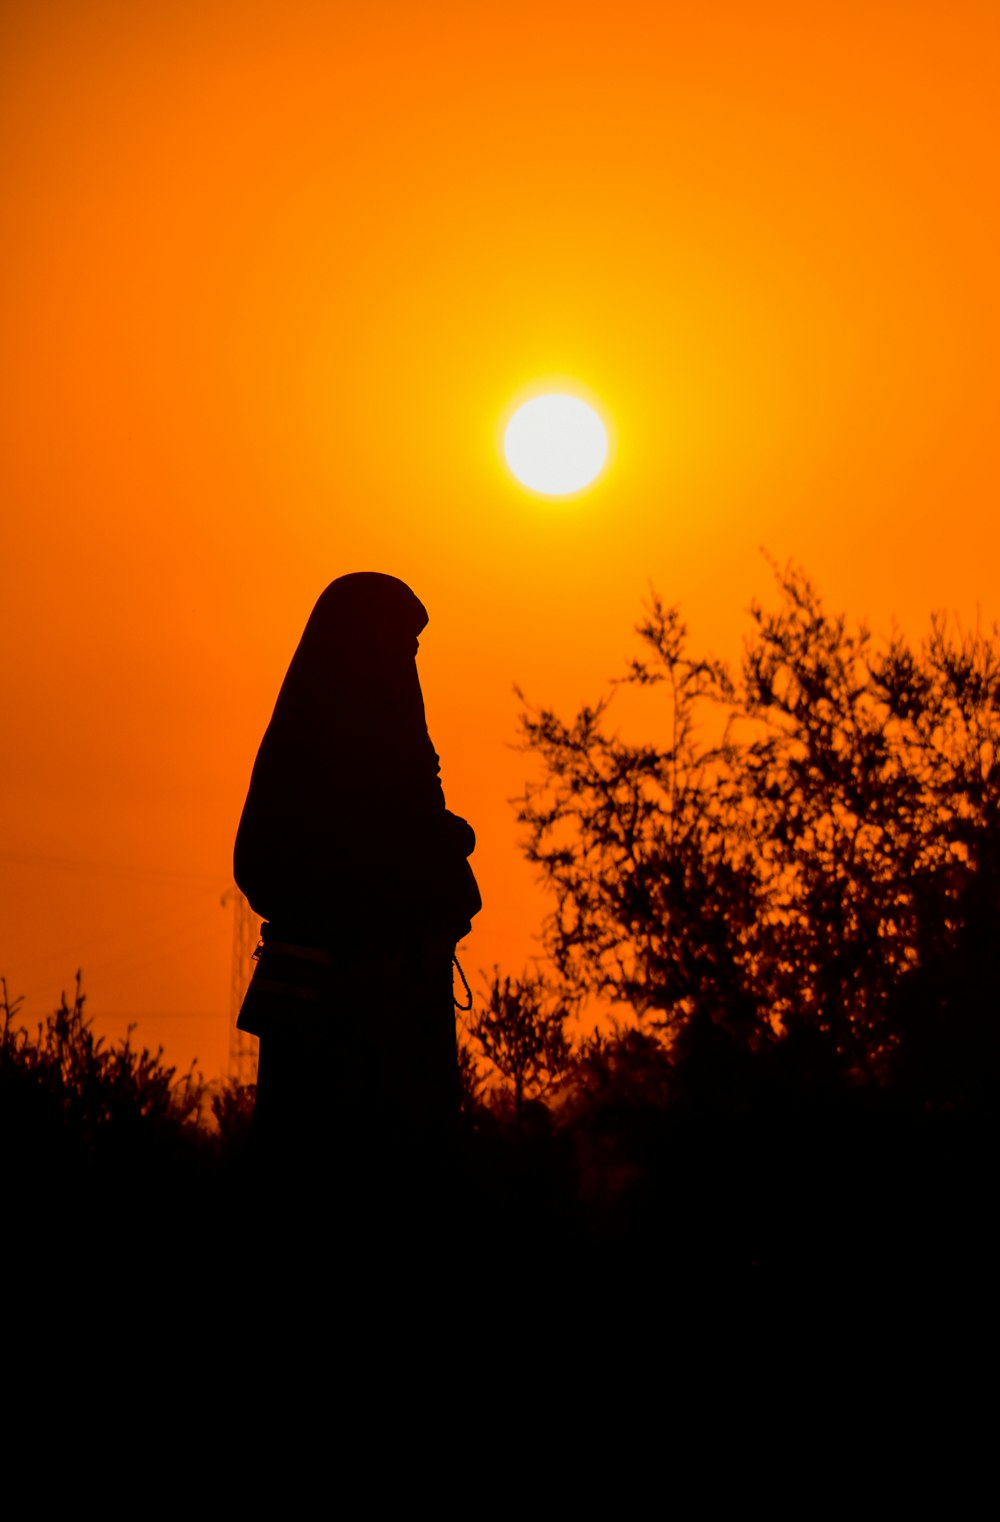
[462,967,574,1120]
[516,563,1000,1104]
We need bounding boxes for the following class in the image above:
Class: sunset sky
[3,0,998,1081]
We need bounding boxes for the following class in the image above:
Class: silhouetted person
[233,572,480,1238]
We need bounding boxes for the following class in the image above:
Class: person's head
[301,572,428,657]
[272,571,429,718]
[235,571,438,917]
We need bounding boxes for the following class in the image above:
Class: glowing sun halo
[504,393,608,495]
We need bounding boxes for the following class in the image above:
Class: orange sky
[2,0,998,1081]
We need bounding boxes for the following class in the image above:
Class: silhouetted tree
[454,1029,487,1119]
[516,563,1000,1105]
[463,968,573,1122]
[516,594,757,1043]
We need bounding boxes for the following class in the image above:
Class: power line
[2,849,258,1084]
[0,886,215,979]
[88,1010,224,1021]
[8,914,226,1007]
[0,850,221,884]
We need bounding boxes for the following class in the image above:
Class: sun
[503,393,609,495]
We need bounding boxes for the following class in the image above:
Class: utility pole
[222,885,259,1085]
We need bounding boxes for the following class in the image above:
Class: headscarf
[234,572,473,942]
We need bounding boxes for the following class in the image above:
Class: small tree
[516,596,758,1044]
[515,563,1000,1098]
[735,565,1000,1083]
[463,969,573,1122]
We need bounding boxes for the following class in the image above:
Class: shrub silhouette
[0,971,221,1248]
[462,967,573,1123]
[516,562,1000,1111]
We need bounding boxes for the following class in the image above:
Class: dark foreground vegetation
[2,963,991,1328]
[3,567,996,1328]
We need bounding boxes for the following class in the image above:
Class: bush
[516,563,1000,1109]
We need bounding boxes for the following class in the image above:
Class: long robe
[232,572,480,1182]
